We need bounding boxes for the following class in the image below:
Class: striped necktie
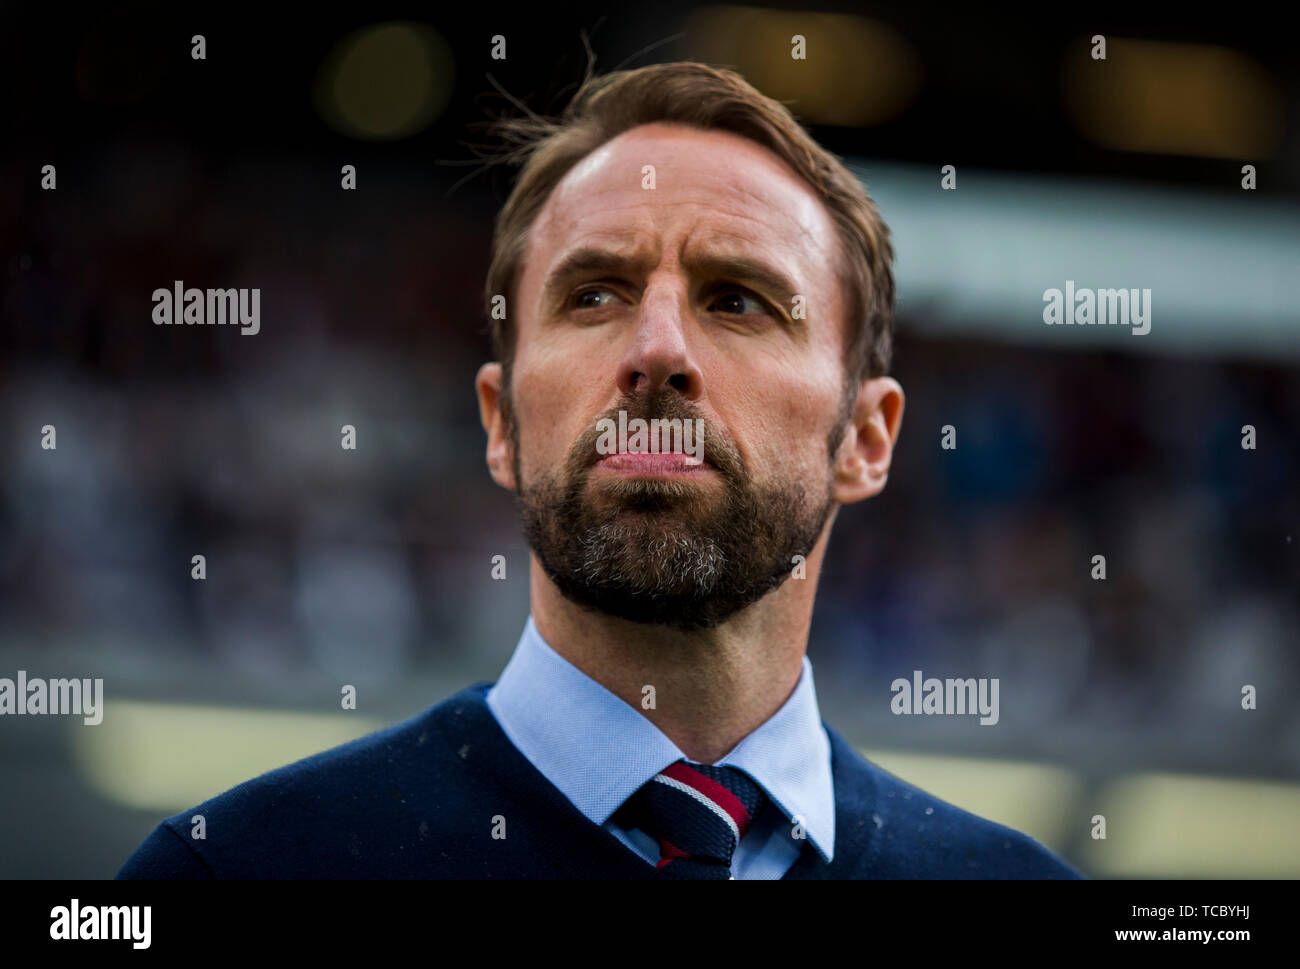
[614,760,769,879]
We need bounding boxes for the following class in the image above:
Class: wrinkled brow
[541,245,802,307]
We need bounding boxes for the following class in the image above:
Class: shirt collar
[486,615,835,863]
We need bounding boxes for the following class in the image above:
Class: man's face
[496,122,857,630]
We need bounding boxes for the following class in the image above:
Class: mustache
[568,390,745,481]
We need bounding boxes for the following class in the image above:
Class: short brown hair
[483,61,895,390]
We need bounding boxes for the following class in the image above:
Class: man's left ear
[833,376,904,504]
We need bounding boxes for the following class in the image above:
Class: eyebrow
[683,253,802,308]
[541,246,655,304]
[541,245,804,313]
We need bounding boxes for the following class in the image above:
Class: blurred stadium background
[2,2,1297,878]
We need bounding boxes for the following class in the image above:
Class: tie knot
[616,760,770,878]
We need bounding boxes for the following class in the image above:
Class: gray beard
[512,390,839,631]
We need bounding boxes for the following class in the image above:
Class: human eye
[569,285,623,311]
[707,286,772,317]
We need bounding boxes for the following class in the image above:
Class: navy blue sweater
[116,683,1083,879]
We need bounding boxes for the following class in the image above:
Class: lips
[595,452,709,474]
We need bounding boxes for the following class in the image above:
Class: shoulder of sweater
[820,721,1084,879]
[155,683,496,834]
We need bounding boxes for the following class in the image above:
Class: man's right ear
[475,362,518,492]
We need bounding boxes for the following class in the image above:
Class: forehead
[522,122,843,286]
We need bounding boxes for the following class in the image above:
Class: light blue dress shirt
[486,615,835,879]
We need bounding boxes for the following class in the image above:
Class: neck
[528,525,831,764]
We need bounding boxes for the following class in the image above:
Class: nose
[615,281,704,400]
